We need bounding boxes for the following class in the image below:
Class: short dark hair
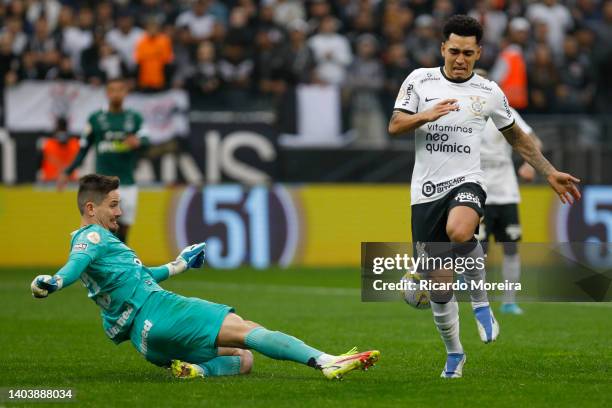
[443,15,483,44]
[77,174,120,215]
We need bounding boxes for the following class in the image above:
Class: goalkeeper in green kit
[57,78,148,243]
[32,174,380,380]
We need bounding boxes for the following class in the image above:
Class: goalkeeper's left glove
[31,275,63,298]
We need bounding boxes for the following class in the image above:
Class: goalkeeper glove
[31,275,63,298]
[178,242,206,269]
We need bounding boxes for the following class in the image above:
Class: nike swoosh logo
[425,97,439,102]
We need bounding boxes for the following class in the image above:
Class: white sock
[431,296,463,354]
[502,253,521,304]
[460,242,490,308]
[315,353,335,366]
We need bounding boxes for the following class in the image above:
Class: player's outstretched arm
[31,256,90,298]
[388,99,459,135]
[147,243,206,283]
[502,125,581,204]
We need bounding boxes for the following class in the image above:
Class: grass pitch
[0,267,610,407]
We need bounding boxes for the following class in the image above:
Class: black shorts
[481,203,522,242]
[411,182,486,243]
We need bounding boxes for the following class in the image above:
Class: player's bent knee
[446,224,474,243]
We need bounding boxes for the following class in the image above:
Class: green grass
[0,267,610,407]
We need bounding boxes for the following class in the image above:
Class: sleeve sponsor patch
[73,243,88,251]
[86,231,101,244]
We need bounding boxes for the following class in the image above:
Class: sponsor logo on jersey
[420,72,440,83]
[73,243,88,251]
[424,133,471,154]
[400,83,414,107]
[469,82,493,92]
[469,96,486,116]
[454,191,481,208]
[105,305,135,339]
[425,97,440,102]
[422,181,436,197]
[140,320,153,355]
[422,176,466,197]
[86,231,101,244]
[426,123,473,133]
[502,96,512,119]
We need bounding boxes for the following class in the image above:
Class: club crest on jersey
[87,231,101,244]
[469,96,486,116]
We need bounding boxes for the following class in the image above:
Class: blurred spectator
[273,0,306,29]
[307,0,332,33]
[106,12,144,76]
[188,41,221,107]
[286,19,315,85]
[383,43,414,114]
[14,50,42,80]
[591,0,612,42]
[26,0,61,32]
[218,39,254,108]
[469,0,508,45]
[527,44,559,113]
[405,14,440,68]
[27,17,60,77]
[571,0,601,23]
[308,15,352,85]
[526,0,573,57]
[490,17,529,110]
[2,15,28,55]
[134,17,173,91]
[38,117,80,182]
[137,0,169,26]
[346,4,377,45]
[176,0,219,43]
[432,0,456,28]
[62,7,94,74]
[95,2,116,33]
[555,35,594,112]
[1,34,19,87]
[255,27,290,97]
[381,0,414,40]
[225,6,254,47]
[47,53,76,80]
[345,33,386,147]
[171,26,196,89]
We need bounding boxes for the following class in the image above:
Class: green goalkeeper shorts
[129,290,234,366]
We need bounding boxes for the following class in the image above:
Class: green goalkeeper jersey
[57,224,164,344]
[65,109,149,185]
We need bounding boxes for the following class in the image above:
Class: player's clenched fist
[424,99,460,122]
[31,275,63,298]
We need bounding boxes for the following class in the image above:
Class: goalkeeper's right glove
[31,275,63,298]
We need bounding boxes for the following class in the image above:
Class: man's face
[441,34,481,80]
[106,81,127,105]
[92,190,122,233]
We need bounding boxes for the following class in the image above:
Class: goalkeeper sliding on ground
[31,174,380,380]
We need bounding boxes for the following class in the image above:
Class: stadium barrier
[2,184,602,268]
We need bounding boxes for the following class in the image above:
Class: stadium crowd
[0,0,611,115]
